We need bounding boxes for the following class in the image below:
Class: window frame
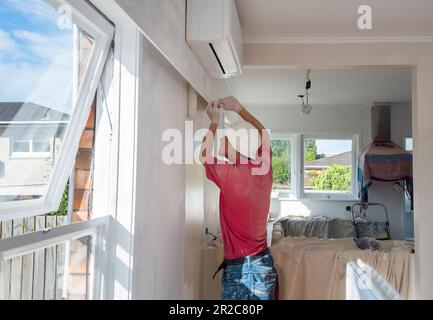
[0,216,109,300]
[300,134,360,201]
[0,0,115,221]
[10,136,52,159]
[270,134,297,199]
[0,0,142,301]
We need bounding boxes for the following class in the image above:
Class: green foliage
[271,140,290,158]
[48,181,69,216]
[271,140,291,189]
[314,165,351,191]
[272,156,291,186]
[304,139,317,162]
[305,170,320,188]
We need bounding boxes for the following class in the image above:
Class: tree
[272,156,291,187]
[271,140,291,189]
[271,140,290,158]
[305,139,317,162]
[314,165,351,191]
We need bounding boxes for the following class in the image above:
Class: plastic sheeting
[201,237,413,300]
[346,259,402,300]
[273,215,389,240]
[276,216,353,239]
[272,237,412,299]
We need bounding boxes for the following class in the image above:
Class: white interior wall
[391,103,413,144]
[184,95,209,299]
[132,35,189,299]
[106,0,212,300]
[113,0,212,101]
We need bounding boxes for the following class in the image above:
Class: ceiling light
[302,103,313,115]
[298,69,313,115]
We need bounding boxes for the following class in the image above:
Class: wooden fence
[0,216,67,300]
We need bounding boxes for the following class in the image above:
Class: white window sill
[272,191,359,202]
[271,191,297,201]
[9,153,51,159]
[302,192,359,201]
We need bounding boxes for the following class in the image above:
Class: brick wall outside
[73,101,95,223]
[68,100,96,300]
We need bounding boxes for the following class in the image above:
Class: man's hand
[219,96,243,113]
[219,96,268,141]
[207,101,220,124]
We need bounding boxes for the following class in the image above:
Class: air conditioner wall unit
[187,0,243,79]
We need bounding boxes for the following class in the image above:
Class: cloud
[4,0,59,24]
[0,28,18,54]
[26,53,73,113]
[0,60,44,101]
[0,27,73,114]
[13,30,72,60]
[0,0,85,114]
[0,54,73,114]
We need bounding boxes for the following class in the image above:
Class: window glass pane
[304,138,353,193]
[33,140,51,153]
[271,139,291,191]
[0,0,94,202]
[0,231,93,300]
[405,137,413,152]
[77,31,94,85]
[13,140,30,153]
[0,180,69,235]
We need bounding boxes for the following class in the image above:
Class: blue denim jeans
[221,250,277,300]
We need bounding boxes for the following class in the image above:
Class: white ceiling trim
[243,65,411,71]
[244,36,433,44]
[243,103,374,109]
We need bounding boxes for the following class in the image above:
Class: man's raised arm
[218,96,270,142]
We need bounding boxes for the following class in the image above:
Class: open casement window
[0,0,114,219]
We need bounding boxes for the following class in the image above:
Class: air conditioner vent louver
[209,43,226,75]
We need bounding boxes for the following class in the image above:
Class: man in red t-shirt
[200,96,277,300]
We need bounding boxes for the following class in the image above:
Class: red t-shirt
[204,141,273,259]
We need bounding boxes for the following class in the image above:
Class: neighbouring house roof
[305,151,352,169]
[0,102,70,123]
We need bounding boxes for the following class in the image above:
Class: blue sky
[0,0,73,114]
[316,139,352,155]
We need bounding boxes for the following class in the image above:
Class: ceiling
[235,0,433,42]
[225,68,412,107]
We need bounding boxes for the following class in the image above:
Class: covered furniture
[201,236,414,300]
[271,215,389,241]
